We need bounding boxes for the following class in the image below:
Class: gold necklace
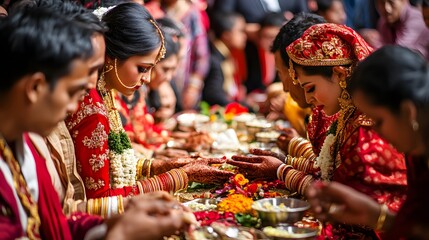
[0,136,41,239]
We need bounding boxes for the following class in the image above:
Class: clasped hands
[106,191,197,240]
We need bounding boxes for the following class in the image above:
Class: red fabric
[257,46,275,87]
[317,111,407,239]
[332,114,407,212]
[26,134,73,240]
[0,163,24,239]
[0,134,103,239]
[387,156,429,239]
[65,89,136,198]
[286,23,373,66]
[307,106,338,156]
[115,93,166,150]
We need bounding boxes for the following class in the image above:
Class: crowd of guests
[0,0,429,239]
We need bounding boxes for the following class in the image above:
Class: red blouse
[65,89,135,198]
[307,106,338,156]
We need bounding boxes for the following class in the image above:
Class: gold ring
[328,204,339,214]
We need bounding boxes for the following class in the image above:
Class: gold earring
[288,59,299,85]
[412,120,419,131]
[104,62,113,73]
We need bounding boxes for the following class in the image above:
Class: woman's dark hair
[349,45,429,114]
[210,11,243,39]
[271,12,326,67]
[102,2,162,60]
[0,7,93,93]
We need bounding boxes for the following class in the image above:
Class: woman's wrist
[370,204,396,232]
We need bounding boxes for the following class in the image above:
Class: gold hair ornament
[149,19,166,64]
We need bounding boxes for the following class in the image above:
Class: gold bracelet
[147,158,153,178]
[136,158,145,180]
[375,204,388,231]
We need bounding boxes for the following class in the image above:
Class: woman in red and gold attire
[115,28,181,155]
[228,23,407,239]
[66,3,232,200]
[306,45,429,240]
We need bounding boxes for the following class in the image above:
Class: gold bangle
[147,159,153,178]
[136,158,145,180]
[375,204,388,231]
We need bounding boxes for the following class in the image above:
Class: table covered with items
[158,105,322,240]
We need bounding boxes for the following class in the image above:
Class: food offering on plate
[168,131,213,152]
[246,119,273,142]
[186,222,269,240]
[184,198,219,212]
[262,224,318,240]
[177,113,210,131]
[255,131,281,143]
[252,198,310,226]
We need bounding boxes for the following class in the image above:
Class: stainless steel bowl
[252,198,310,226]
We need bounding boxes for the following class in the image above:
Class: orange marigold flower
[234,174,249,186]
[217,194,254,214]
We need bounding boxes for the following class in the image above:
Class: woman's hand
[227,149,284,180]
[181,158,234,184]
[152,156,197,175]
[306,181,384,228]
[276,128,300,153]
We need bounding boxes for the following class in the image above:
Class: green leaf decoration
[327,120,338,135]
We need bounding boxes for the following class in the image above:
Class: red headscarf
[286,23,373,67]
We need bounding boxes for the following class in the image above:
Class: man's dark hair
[316,0,343,13]
[260,12,287,28]
[9,0,108,34]
[0,7,93,93]
[210,11,243,39]
[271,12,326,66]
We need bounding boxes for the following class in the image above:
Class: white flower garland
[110,148,137,188]
[315,133,336,181]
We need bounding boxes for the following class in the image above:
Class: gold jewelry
[0,136,41,239]
[114,58,140,90]
[149,19,166,63]
[104,63,114,73]
[375,204,388,231]
[288,59,299,85]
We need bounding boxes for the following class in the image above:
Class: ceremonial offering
[252,198,310,226]
[262,225,318,240]
[184,198,219,212]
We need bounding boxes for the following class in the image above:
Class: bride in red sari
[307,45,429,240]
[228,23,407,239]
[66,3,232,200]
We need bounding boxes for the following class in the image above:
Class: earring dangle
[412,120,419,131]
[288,59,299,85]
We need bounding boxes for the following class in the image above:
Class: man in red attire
[0,6,191,240]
